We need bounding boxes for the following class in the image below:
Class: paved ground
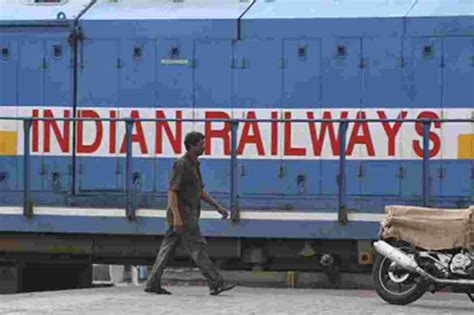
[0,285,472,315]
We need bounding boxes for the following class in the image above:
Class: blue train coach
[0,0,473,283]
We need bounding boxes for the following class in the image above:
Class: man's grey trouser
[145,224,224,290]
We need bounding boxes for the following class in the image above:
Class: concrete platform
[92,265,373,290]
[1,285,472,315]
[161,268,373,290]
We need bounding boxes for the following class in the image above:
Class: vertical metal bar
[230,120,240,223]
[338,121,348,224]
[422,120,431,207]
[125,119,135,220]
[23,119,32,217]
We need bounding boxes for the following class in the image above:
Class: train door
[117,39,155,194]
[441,36,474,203]
[17,37,47,192]
[320,37,362,203]
[360,37,404,202]
[77,39,121,192]
[42,38,73,193]
[281,38,322,204]
[194,39,233,204]
[0,38,19,192]
[400,37,443,203]
[154,39,194,194]
[232,39,284,208]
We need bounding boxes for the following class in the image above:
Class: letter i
[109,110,117,154]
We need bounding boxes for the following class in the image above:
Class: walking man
[145,131,236,296]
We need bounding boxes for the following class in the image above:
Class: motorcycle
[372,205,474,305]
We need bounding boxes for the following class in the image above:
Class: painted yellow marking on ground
[458,134,474,159]
[0,131,17,155]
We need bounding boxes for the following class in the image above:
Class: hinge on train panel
[280,58,287,69]
[39,163,47,175]
[231,57,249,69]
[189,58,198,68]
[278,164,286,178]
[115,162,121,175]
[41,57,48,69]
[440,56,445,68]
[115,58,122,69]
[397,166,405,179]
[398,56,406,68]
[359,57,367,69]
[357,164,365,178]
[470,167,474,180]
[438,167,445,179]
[240,163,247,176]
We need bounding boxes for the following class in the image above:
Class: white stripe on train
[0,207,384,222]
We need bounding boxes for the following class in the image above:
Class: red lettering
[120,110,148,154]
[237,111,265,156]
[378,111,408,156]
[43,109,70,153]
[77,110,103,154]
[307,111,348,156]
[284,112,306,156]
[205,111,231,155]
[271,111,278,156]
[155,110,182,155]
[32,109,39,152]
[109,110,117,154]
[347,111,375,156]
[412,111,441,158]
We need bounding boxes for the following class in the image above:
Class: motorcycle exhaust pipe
[374,240,474,286]
[373,240,422,273]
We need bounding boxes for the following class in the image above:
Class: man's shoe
[210,282,236,296]
[144,287,172,295]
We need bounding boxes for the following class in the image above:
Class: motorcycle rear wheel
[372,246,428,305]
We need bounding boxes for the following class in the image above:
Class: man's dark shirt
[166,152,204,226]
